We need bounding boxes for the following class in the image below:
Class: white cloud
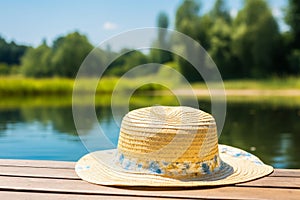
[103,22,118,30]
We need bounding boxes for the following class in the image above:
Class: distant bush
[20,32,93,78]
[288,50,300,74]
[0,63,10,75]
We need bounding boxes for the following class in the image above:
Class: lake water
[0,96,299,168]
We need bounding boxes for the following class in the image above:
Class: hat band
[115,152,223,178]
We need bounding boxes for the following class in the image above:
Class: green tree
[0,36,27,66]
[0,37,9,64]
[175,0,201,41]
[105,49,148,76]
[21,32,94,78]
[9,41,28,65]
[175,0,200,30]
[21,42,52,77]
[51,32,93,78]
[121,50,148,76]
[174,0,205,82]
[285,0,300,74]
[104,49,127,76]
[208,18,233,78]
[157,11,168,29]
[150,11,173,64]
[285,0,300,49]
[210,0,231,23]
[231,0,280,77]
[207,0,234,78]
[0,63,10,75]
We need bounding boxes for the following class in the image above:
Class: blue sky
[0,0,288,47]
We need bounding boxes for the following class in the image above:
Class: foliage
[21,43,52,77]
[285,0,300,49]
[285,0,300,73]
[207,0,233,79]
[231,0,281,78]
[105,50,148,76]
[210,0,231,23]
[175,0,200,32]
[149,12,173,64]
[174,0,203,82]
[20,32,93,78]
[0,63,10,75]
[287,49,300,74]
[51,32,93,77]
[0,36,28,65]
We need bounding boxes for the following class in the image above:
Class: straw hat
[76,106,273,187]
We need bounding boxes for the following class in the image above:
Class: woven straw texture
[76,106,273,187]
[119,106,218,164]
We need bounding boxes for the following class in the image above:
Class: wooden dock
[0,159,299,200]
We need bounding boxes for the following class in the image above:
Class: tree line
[0,0,299,81]
[174,0,300,81]
[0,37,27,75]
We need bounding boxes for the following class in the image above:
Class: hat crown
[117,106,222,178]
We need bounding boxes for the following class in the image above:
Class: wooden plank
[0,166,79,180]
[237,176,300,189]
[0,160,299,199]
[0,176,298,200]
[1,165,299,189]
[270,169,300,177]
[0,159,74,169]
[0,191,179,200]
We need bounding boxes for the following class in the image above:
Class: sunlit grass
[192,77,300,90]
[0,76,74,95]
[0,76,168,96]
[1,76,300,97]
[2,94,300,109]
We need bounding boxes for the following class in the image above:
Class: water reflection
[219,102,300,169]
[0,96,299,168]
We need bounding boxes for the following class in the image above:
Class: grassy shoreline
[1,76,300,108]
[0,76,166,96]
[1,76,300,96]
[2,93,300,109]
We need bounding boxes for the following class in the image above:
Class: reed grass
[0,76,166,96]
[222,77,300,90]
[1,76,300,96]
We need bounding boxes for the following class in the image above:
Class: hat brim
[75,144,273,187]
